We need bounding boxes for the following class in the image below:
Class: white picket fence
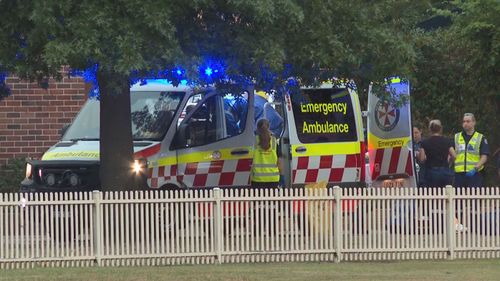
[1,186,500,268]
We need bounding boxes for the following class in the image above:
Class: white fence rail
[1,186,499,268]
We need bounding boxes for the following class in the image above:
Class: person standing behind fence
[413,126,426,187]
[454,113,489,188]
[251,118,283,189]
[418,120,456,188]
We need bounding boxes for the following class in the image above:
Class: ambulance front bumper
[19,160,101,193]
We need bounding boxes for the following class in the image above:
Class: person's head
[462,113,476,133]
[413,126,422,143]
[429,119,443,135]
[256,118,271,150]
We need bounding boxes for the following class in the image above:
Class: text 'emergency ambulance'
[300,102,348,115]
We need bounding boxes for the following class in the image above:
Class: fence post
[333,186,342,263]
[213,188,222,264]
[92,191,102,266]
[445,185,455,260]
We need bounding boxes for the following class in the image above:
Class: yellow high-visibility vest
[454,131,484,173]
[252,136,279,182]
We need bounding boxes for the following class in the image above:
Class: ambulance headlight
[25,163,33,179]
[132,159,147,175]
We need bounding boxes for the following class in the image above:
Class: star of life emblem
[374,100,400,132]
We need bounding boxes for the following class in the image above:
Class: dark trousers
[251,181,278,189]
[454,172,483,188]
[425,167,454,188]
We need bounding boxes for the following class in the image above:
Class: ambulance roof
[130,79,192,92]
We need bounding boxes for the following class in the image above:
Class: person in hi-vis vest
[251,118,283,189]
[454,113,489,187]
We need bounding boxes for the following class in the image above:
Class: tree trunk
[97,69,136,191]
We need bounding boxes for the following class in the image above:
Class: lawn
[2,259,499,281]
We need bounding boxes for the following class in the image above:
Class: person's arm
[277,157,283,174]
[476,137,489,170]
[476,155,488,170]
[448,147,456,164]
[418,147,426,163]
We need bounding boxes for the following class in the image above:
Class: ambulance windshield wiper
[69,138,100,142]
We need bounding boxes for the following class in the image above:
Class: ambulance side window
[180,95,218,147]
[223,93,248,138]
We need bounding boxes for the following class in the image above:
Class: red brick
[49,112,63,118]
[8,147,21,153]
[22,124,36,130]
[7,124,21,130]
[22,135,36,141]
[13,130,28,135]
[0,130,14,136]
[56,83,71,89]
[12,83,28,89]
[35,135,51,141]
[36,124,50,129]
[6,112,20,118]
[43,129,58,135]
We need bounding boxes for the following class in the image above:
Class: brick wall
[0,76,88,167]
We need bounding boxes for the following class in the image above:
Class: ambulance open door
[367,78,417,188]
[282,86,363,188]
[170,87,255,189]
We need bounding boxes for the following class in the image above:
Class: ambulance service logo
[374,100,400,131]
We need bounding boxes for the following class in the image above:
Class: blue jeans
[425,167,454,188]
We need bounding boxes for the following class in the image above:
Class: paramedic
[454,113,489,188]
[251,118,283,188]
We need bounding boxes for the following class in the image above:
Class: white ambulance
[22,79,410,192]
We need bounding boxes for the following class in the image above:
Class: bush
[0,158,26,193]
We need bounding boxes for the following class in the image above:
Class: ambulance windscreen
[62,91,185,141]
[291,88,357,143]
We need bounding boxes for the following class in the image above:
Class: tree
[0,0,425,190]
[411,0,499,184]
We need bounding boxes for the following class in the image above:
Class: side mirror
[60,123,70,138]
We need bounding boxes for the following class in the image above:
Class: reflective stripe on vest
[252,136,279,182]
[454,131,483,173]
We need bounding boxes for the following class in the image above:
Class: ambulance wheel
[160,184,181,192]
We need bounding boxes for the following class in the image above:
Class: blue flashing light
[176,69,182,75]
[0,72,6,83]
[180,79,188,85]
[205,67,213,76]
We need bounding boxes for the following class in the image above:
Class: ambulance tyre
[160,184,181,192]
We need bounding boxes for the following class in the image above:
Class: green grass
[2,259,500,281]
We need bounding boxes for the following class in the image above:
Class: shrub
[0,158,26,193]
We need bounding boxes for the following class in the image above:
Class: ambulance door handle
[295,146,307,153]
[230,149,249,155]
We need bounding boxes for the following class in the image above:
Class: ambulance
[21,79,413,192]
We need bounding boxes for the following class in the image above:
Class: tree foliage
[0,0,458,190]
[412,0,500,184]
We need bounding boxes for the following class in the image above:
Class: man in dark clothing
[454,113,489,188]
